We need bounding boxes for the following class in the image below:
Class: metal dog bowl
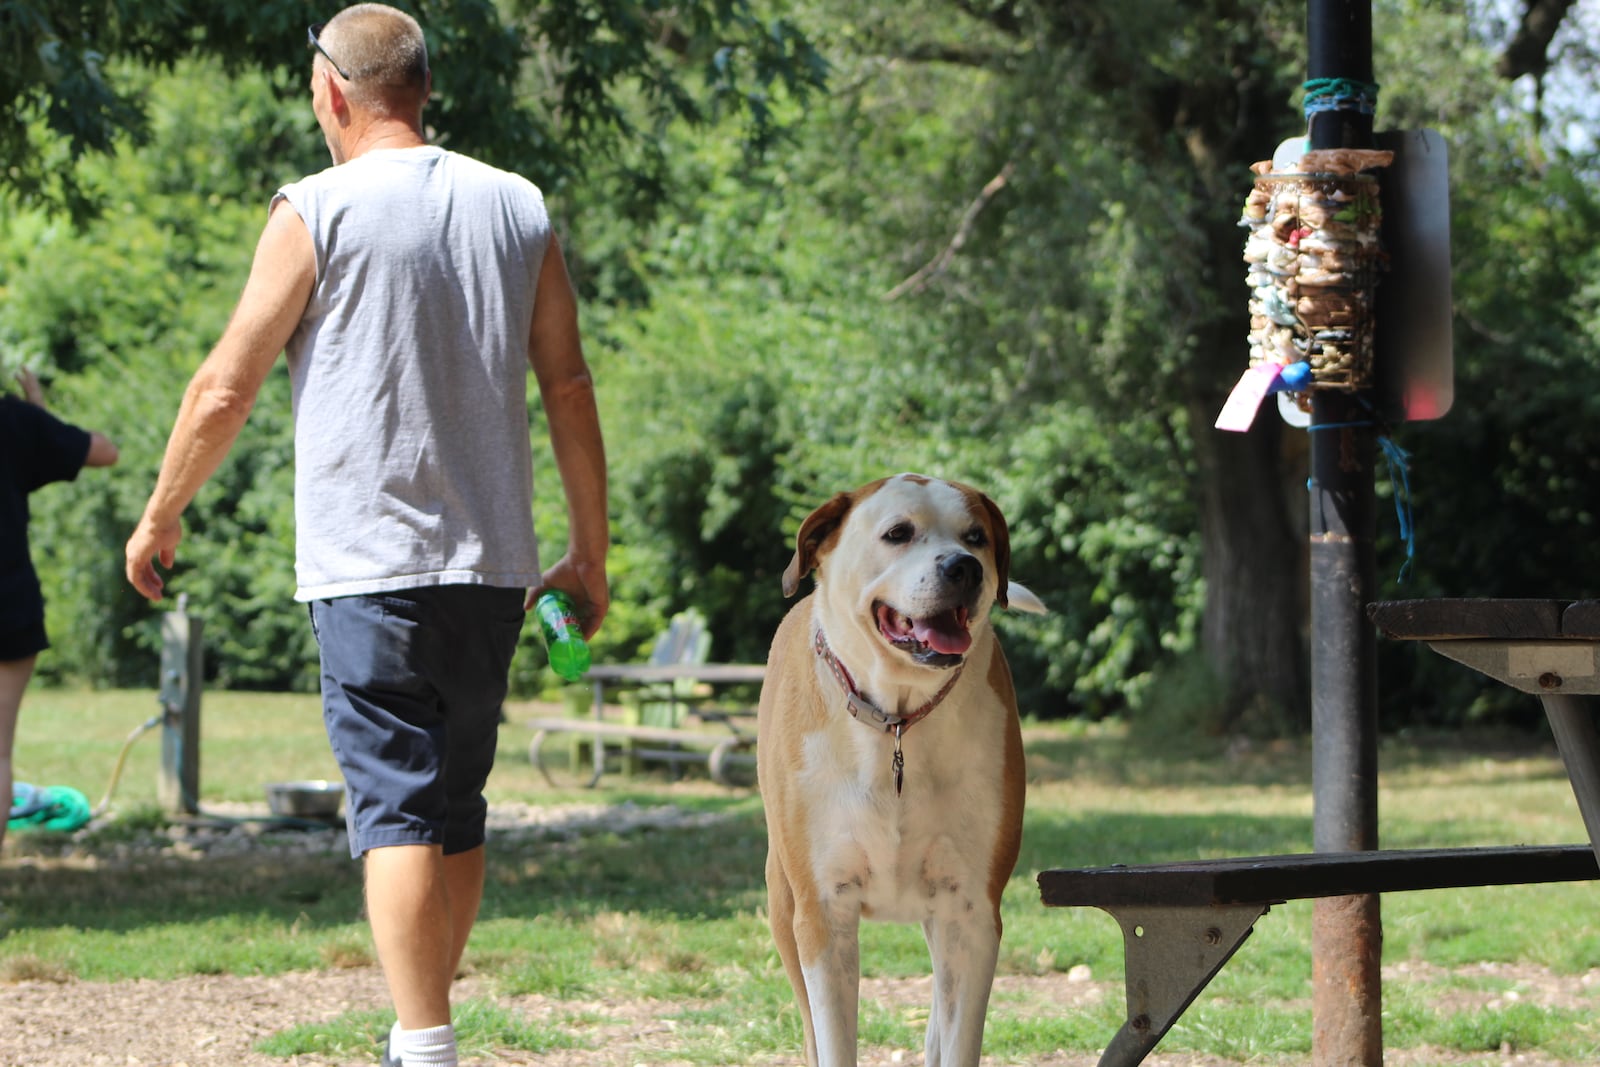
[265,780,345,819]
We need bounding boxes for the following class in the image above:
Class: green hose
[8,783,93,833]
[8,710,163,835]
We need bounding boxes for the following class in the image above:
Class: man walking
[125,7,609,1065]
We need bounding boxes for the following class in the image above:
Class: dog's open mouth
[875,601,972,665]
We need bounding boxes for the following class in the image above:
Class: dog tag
[892,724,905,795]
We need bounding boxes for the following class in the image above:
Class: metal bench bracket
[1095,901,1271,1067]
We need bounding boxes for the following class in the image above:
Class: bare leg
[0,656,39,853]
[443,844,486,974]
[365,843,474,1029]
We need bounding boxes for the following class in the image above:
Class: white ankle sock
[389,1021,458,1067]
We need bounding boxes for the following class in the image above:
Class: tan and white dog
[758,473,1043,1067]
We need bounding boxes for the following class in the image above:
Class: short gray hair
[318,4,429,115]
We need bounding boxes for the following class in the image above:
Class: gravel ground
[4,802,1597,1066]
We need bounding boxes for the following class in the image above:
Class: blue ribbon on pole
[1306,420,1416,583]
[1378,436,1415,583]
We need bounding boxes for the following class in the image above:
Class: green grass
[256,996,587,1060]
[6,689,1600,1063]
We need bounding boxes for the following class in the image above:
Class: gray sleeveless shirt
[275,146,548,601]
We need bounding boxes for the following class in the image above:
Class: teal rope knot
[1302,77,1380,119]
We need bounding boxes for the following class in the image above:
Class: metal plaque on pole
[1374,128,1453,423]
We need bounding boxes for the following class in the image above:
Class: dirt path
[1,964,1587,1066]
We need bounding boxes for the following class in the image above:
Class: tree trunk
[1186,381,1310,734]
[1174,7,1311,735]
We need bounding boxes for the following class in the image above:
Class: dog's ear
[782,491,854,597]
[976,491,1012,610]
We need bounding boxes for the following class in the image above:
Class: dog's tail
[1004,582,1048,614]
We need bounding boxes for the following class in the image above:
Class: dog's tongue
[912,609,972,656]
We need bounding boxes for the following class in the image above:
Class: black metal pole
[1306,2,1382,1065]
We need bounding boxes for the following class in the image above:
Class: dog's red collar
[813,628,962,732]
[812,620,960,723]
[813,628,963,795]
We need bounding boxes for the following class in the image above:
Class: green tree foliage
[5,1,826,692]
[5,63,311,688]
[15,0,1600,736]
[985,407,1202,718]
[590,0,1600,730]
[736,0,1313,725]
[574,92,1211,711]
[2,0,825,221]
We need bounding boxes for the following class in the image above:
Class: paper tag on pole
[1215,363,1281,432]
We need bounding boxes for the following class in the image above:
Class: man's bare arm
[527,234,609,636]
[125,200,316,600]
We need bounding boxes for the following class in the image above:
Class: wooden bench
[538,660,764,787]
[1038,846,1598,1067]
[1037,598,1600,1067]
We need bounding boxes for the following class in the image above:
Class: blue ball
[1278,361,1312,389]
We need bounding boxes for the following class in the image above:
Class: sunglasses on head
[307,23,354,81]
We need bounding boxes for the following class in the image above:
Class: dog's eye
[962,527,988,548]
[883,523,914,544]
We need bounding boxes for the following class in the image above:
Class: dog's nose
[939,553,983,591]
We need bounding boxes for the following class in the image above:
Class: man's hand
[16,367,45,407]
[125,517,183,602]
[528,554,609,640]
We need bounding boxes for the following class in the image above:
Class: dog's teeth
[880,606,913,638]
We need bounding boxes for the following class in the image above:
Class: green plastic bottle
[535,590,591,681]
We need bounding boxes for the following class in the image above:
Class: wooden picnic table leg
[708,736,755,787]
[1419,638,1600,864]
[1538,693,1600,864]
[529,729,558,789]
[590,676,607,787]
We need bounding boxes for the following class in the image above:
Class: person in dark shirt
[2,368,118,850]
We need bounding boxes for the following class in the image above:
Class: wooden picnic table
[583,661,768,695]
[1037,597,1600,1067]
[529,662,766,787]
[1368,598,1600,856]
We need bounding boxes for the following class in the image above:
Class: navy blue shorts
[309,585,525,858]
[0,618,48,661]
